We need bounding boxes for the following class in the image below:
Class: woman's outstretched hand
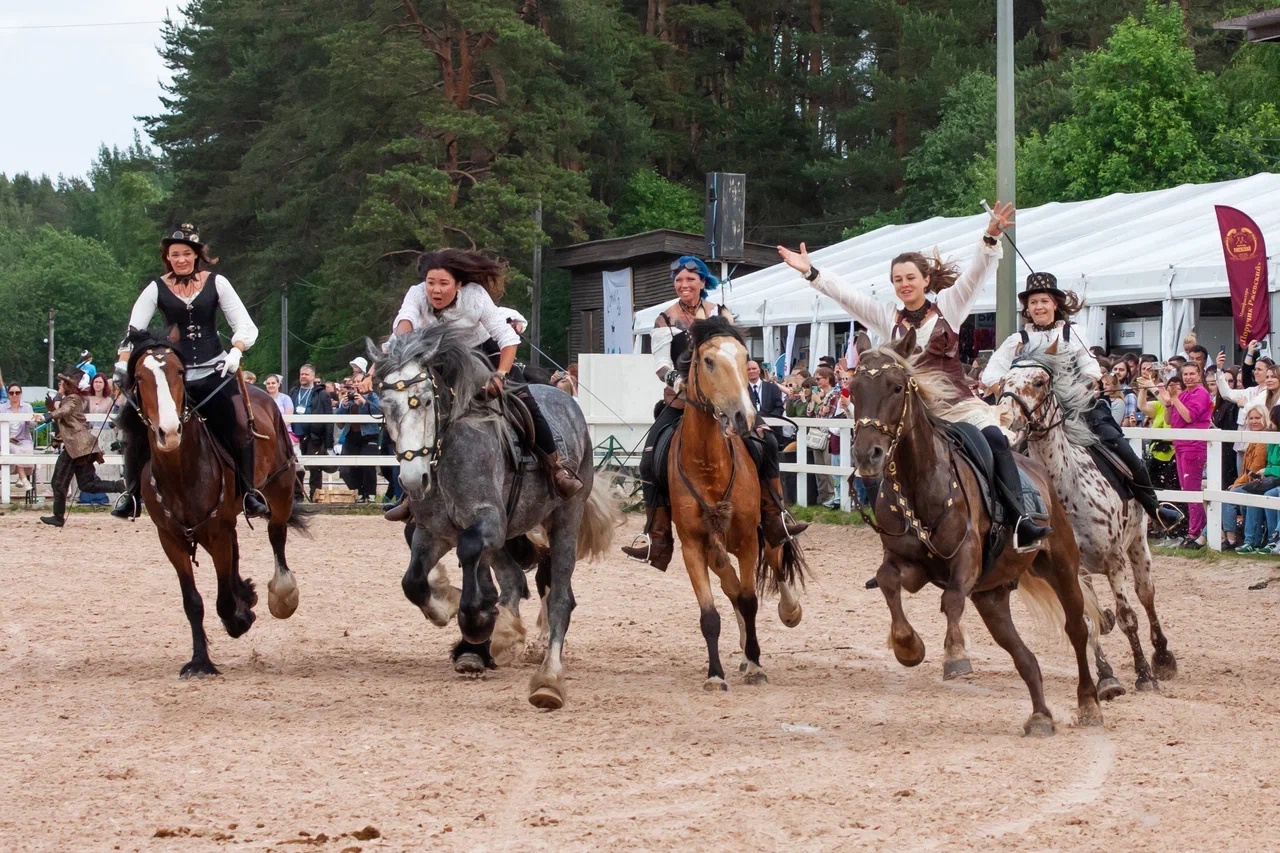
[776,242,812,276]
[986,201,1015,237]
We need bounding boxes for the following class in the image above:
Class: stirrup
[1012,516,1047,554]
[111,492,140,521]
[779,506,805,542]
[242,489,270,525]
[622,533,653,562]
[1155,502,1185,532]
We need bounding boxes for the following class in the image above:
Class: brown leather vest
[892,308,971,402]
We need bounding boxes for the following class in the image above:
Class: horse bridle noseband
[378,368,454,471]
[127,344,198,429]
[997,358,1064,438]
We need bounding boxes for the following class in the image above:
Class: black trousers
[515,387,556,457]
[295,434,328,499]
[51,452,123,518]
[341,431,378,498]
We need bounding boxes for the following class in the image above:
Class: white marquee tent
[634,173,1280,362]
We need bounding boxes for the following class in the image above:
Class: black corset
[154,277,223,363]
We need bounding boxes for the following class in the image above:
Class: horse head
[127,325,189,453]
[373,326,491,499]
[996,338,1094,443]
[849,329,919,478]
[685,316,758,437]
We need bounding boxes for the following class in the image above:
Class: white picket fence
[1,412,1273,552]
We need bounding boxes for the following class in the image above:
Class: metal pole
[995,0,1017,341]
[281,285,289,384]
[47,308,56,389]
[530,199,543,368]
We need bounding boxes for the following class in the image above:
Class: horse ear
[893,327,917,359]
[1045,339,1060,355]
[165,324,182,345]
[854,331,872,356]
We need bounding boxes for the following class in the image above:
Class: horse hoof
[892,634,926,668]
[1136,677,1159,693]
[704,677,728,692]
[179,660,220,679]
[778,601,802,628]
[943,658,973,680]
[222,610,255,639]
[528,686,564,711]
[742,669,768,686]
[1097,677,1126,702]
[738,660,748,673]
[267,570,299,619]
[1023,713,1056,738]
[1076,702,1105,728]
[454,653,487,677]
[1153,651,1178,681]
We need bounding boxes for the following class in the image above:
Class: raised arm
[775,243,894,338]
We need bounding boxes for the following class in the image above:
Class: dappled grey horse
[373,327,617,710]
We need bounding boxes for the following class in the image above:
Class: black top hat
[161,223,207,253]
[1017,271,1067,304]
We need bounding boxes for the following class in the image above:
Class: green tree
[613,169,703,235]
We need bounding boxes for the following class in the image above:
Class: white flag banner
[602,268,634,354]
[783,323,798,376]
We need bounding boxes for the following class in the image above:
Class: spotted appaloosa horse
[998,340,1177,695]
[125,327,308,678]
[667,316,805,691]
[851,331,1102,736]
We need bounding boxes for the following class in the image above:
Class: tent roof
[635,173,1280,331]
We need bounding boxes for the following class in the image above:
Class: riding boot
[986,427,1052,546]
[238,442,270,519]
[760,476,808,547]
[547,451,584,499]
[621,505,674,571]
[1099,433,1183,531]
[110,432,146,520]
[384,498,412,523]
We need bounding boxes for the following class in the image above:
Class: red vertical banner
[1215,205,1270,348]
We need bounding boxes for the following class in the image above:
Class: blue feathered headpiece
[670,255,721,299]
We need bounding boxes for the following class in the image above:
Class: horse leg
[157,531,218,678]
[762,542,803,628]
[970,587,1056,736]
[681,536,727,691]
[726,536,766,685]
[457,509,502,644]
[266,519,299,620]
[402,527,458,627]
[940,583,973,681]
[877,559,925,667]
[1107,558,1157,692]
[529,518,578,710]
[489,548,530,667]
[1129,532,1176,680]
[1040,555,1105,727]
[210,526,256,640]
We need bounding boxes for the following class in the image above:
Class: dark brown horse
[850,331,1102,736]
[668,318,804,691]
[128,327,307,677]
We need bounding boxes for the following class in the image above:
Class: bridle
[128,344,196,429]
[849,359,966,561]
[377,366,454,480]
[682,332,738,423]
[675,329,742,511]
[997,358,1064,438]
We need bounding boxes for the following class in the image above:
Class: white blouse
[981,321,1102,388]
[126,274,259,354]
[393,282,520,350]
[807,236,1001,353]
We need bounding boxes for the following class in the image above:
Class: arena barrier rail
[0,411,1272,550]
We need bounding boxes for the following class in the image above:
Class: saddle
[497,393,544,473]
[940,421,1049,573]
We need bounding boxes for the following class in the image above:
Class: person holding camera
[337,374,381,503]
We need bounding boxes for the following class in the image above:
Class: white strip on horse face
[143,354,182,435]
[716,340,755,416]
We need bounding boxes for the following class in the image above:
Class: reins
[673,331,740,518]
[997,358,1066,438]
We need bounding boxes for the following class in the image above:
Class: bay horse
[126,327,307,678]
[373,326,617,710]
[851,331,1102,736]
[998,340,1177,695]
[669,317,805,691]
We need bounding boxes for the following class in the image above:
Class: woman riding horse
[777,201,1050,549]
[386,248,582,516]
[111,224,268,520]
[981,273,1182,531]
[622,256,808,571]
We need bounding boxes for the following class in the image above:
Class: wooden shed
[548,229,778,362]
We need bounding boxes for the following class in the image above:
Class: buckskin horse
[850,331,1102,736]
[125,327,308,677]
[668,317,806,691]
[998,339,1177,696]
[373,326,617,710]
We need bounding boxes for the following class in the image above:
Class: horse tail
[576,479,621,562]
[286,500,316,536]
[756,533,809,595]
[1014,569,1104,647]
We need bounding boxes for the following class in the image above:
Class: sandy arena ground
[1,510,1278,851]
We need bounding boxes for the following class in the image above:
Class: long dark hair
[417,248,507,302]
[890,249,960,294]
[1019,291,1085,324]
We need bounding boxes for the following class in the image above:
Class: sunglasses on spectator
[669,259,701,273]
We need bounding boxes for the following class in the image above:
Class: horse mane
[124,327,189,379]
[689,315,745,350]
[860,342,965,425]
[372,325,495,426]
[1013,339,1099,447]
